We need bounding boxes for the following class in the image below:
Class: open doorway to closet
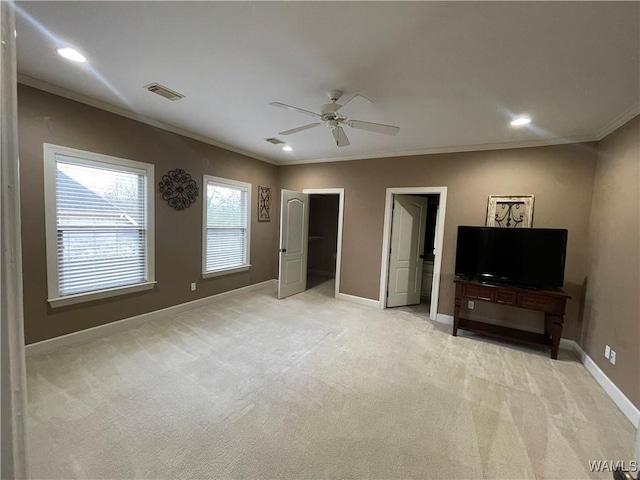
[379,187,447,320]
[307,193,340,293]
[278,188,344,300]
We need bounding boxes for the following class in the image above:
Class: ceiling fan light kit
[270,90,400,147]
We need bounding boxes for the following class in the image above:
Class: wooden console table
[453,278,571,359]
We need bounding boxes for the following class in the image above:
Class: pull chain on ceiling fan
[269,90,400,147]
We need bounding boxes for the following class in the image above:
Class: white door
[278,190,309,299]
[387,195,428,307]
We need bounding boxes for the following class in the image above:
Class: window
[203,175,251,277]
[44,144,155,307]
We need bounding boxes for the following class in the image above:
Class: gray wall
[18,85,280,344]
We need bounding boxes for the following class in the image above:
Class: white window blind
[44,145,154,307]
[53,154,150,297]
[204,177,250,274]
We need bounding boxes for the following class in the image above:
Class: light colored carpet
[26,280,635,479]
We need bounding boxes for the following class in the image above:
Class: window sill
[48,281,157,308]
[202,265,251,279]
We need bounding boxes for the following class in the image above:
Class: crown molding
[276,134,598,166]
[22,74,632,168]
[17,74,278,166]
[595,105,640,141]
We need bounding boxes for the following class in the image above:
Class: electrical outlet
[468,300,475,309]
[604,345,611,359]
[190,282,197,292]
[610,350,616,365]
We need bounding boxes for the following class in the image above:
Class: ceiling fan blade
[269,102,320,118]
[332,126,350,147]
[279,123,322,135]
[335,93,373,111]
[347,119,400,136]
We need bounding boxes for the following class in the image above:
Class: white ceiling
[15,1,640,165]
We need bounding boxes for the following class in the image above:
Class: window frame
[43,143,156,308]
[202,175,252,278]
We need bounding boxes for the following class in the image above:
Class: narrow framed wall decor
[486,195,534,228]
[258,185,271,221]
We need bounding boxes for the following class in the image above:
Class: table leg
[548,315,564,359]
[453,298,461,336]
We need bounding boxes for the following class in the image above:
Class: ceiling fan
[269,90,400,147]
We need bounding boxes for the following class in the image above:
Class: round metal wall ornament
[159,169,199,210]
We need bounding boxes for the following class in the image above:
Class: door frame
[302,188,344,299]
[379,186,447,320]
[1,1,28,477]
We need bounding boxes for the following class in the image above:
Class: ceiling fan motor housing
[321,90,347,121]
[320,103,345,121]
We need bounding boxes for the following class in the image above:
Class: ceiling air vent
[265,137,285,145]
[144,83,185,101]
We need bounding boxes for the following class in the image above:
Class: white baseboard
[336,292,381,309]
[558,338,575,351]
[562,340,639,428]
[25,279,278,357]
[436,313,454,325]
[441,317,639,427]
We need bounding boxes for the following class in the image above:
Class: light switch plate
[604,345,611,359]
[191,282,197,291]
[468,300,475,309]
[610,350,616,365]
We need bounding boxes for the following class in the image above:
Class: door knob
[280,248,287,253]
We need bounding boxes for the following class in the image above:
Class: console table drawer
[518,293,557,311]
[462,284,495,301]
[496,289,516,305]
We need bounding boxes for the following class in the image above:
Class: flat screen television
[455,226,568,288]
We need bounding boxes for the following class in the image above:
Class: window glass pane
[206,184,247,228]
[205,179,249,272]
[55,157,147,296]
[57,159,145,227]
[58,230,146,295]
[206,229,246,271]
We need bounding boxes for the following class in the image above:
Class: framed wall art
[486,195,534,228]
[258,185,271,222]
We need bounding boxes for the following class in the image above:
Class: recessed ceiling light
[511,116,531,127]
[282,145,293,152]
[56,47,87,63]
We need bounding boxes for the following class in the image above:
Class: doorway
[306,193,340,295]
[379,187,447,320]
[278,188,344,299]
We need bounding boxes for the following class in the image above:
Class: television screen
[455,226,568,288]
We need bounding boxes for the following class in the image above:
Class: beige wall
[18,85,280,344]
[582,115,639,408]
[280,144,598,341]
